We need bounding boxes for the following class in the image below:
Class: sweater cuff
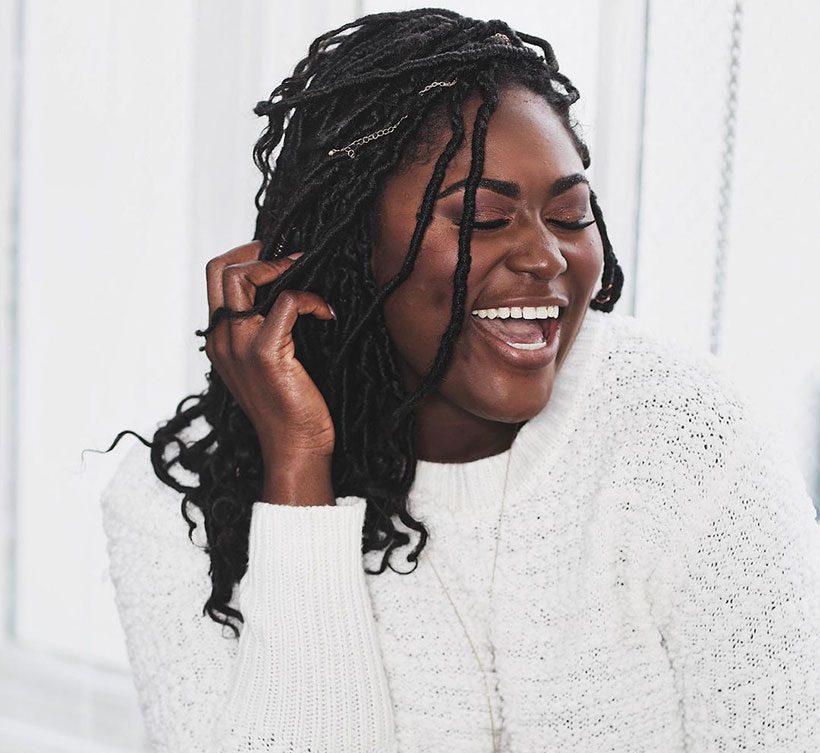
[218,496,397,753]
[238,496,368,611]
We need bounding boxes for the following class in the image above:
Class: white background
[0,1,817,750]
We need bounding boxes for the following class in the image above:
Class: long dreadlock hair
[103,8,624,639]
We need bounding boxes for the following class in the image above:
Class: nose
[505,223,568,280]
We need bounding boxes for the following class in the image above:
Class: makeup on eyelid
[415,208,595,230]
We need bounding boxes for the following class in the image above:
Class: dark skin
[203,84,603,504]
[370,84,604,463]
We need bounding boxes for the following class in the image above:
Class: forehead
[385,84,584,200]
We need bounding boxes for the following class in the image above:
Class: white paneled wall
[0,0,19,644]
[15,0,198,668]
[720,2,820,496]
[634,0,819,501]
[634,0,737,345]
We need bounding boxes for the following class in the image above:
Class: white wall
[0,0,20,643]
[720,1,820,494]
[14,0,198,668]
[635,0,738,345]
[635,0,820,498]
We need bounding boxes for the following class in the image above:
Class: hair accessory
[594,282,614,304]
[327,79,457,159]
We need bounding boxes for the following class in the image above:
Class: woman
[100,8,820,753]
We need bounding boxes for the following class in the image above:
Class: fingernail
[286,251,304,260]
[328,304,337,320]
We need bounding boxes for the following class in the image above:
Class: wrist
[261,453,335,506]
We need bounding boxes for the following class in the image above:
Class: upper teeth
[471,305,560,320]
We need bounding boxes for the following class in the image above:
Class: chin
[466,378,555,425]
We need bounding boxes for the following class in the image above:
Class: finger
[204,241,264,371]
[222,257,305,355]
[205,241,263,319]
[253,290,336,361]
[222,258,299,313]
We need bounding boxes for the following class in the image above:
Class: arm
[213,499,397,752]
[101,441,397,753]
[649,407,820,751]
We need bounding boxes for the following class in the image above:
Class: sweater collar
[409,308,610,512]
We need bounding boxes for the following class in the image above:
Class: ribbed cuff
[216,496,397,753]
[238,497,368,609]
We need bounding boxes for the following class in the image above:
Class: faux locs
[105,8,624,638]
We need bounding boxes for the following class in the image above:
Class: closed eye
[468,219,509,230]
[462,218,597,232]
[551,218,596,231]
[415,214,597,232]
[415,211,511,231]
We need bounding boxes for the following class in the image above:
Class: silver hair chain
[326,33,513,159]
[327,79,457,159]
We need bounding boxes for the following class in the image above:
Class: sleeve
[101,442,398,753]
[648,402,820,752]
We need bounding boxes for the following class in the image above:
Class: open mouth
[469,308,562,348]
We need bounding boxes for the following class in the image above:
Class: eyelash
[466,218,596,232]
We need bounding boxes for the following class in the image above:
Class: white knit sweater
[100,308,820,753]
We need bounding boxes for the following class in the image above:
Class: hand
[203,241,337,465]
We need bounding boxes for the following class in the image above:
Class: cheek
[569,235,605,290]
[379,234,473,373]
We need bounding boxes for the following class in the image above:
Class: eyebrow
[436,173,589,201]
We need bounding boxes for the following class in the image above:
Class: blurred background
[0,0,817,750]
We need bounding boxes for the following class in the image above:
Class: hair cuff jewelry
[327,79,457,159]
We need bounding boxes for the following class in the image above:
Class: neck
[411,395,524,463]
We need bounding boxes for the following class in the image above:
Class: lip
[468,312,561,371]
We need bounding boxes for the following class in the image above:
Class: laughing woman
[99,8,820,753]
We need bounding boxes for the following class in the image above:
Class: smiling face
[369,84,604,462]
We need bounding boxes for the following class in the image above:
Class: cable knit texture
[100,308,820,753]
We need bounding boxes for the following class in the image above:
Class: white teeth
[471,304,560,319]
[505,340,548,350]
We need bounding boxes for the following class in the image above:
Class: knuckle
[230,240,262,257]
[210,339,229,364]
[276,289,297,307]
[222,263,240,281]
[247,337,277,366]
[226,335,241,357]
[246,336,265,359]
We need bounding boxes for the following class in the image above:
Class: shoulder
[591,311,816,520]
[100,414,214,550]
[593,310,739,402]
[591,309,750,435]
[586,310,781,497]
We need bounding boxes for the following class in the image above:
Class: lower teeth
[505,340,547,350]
